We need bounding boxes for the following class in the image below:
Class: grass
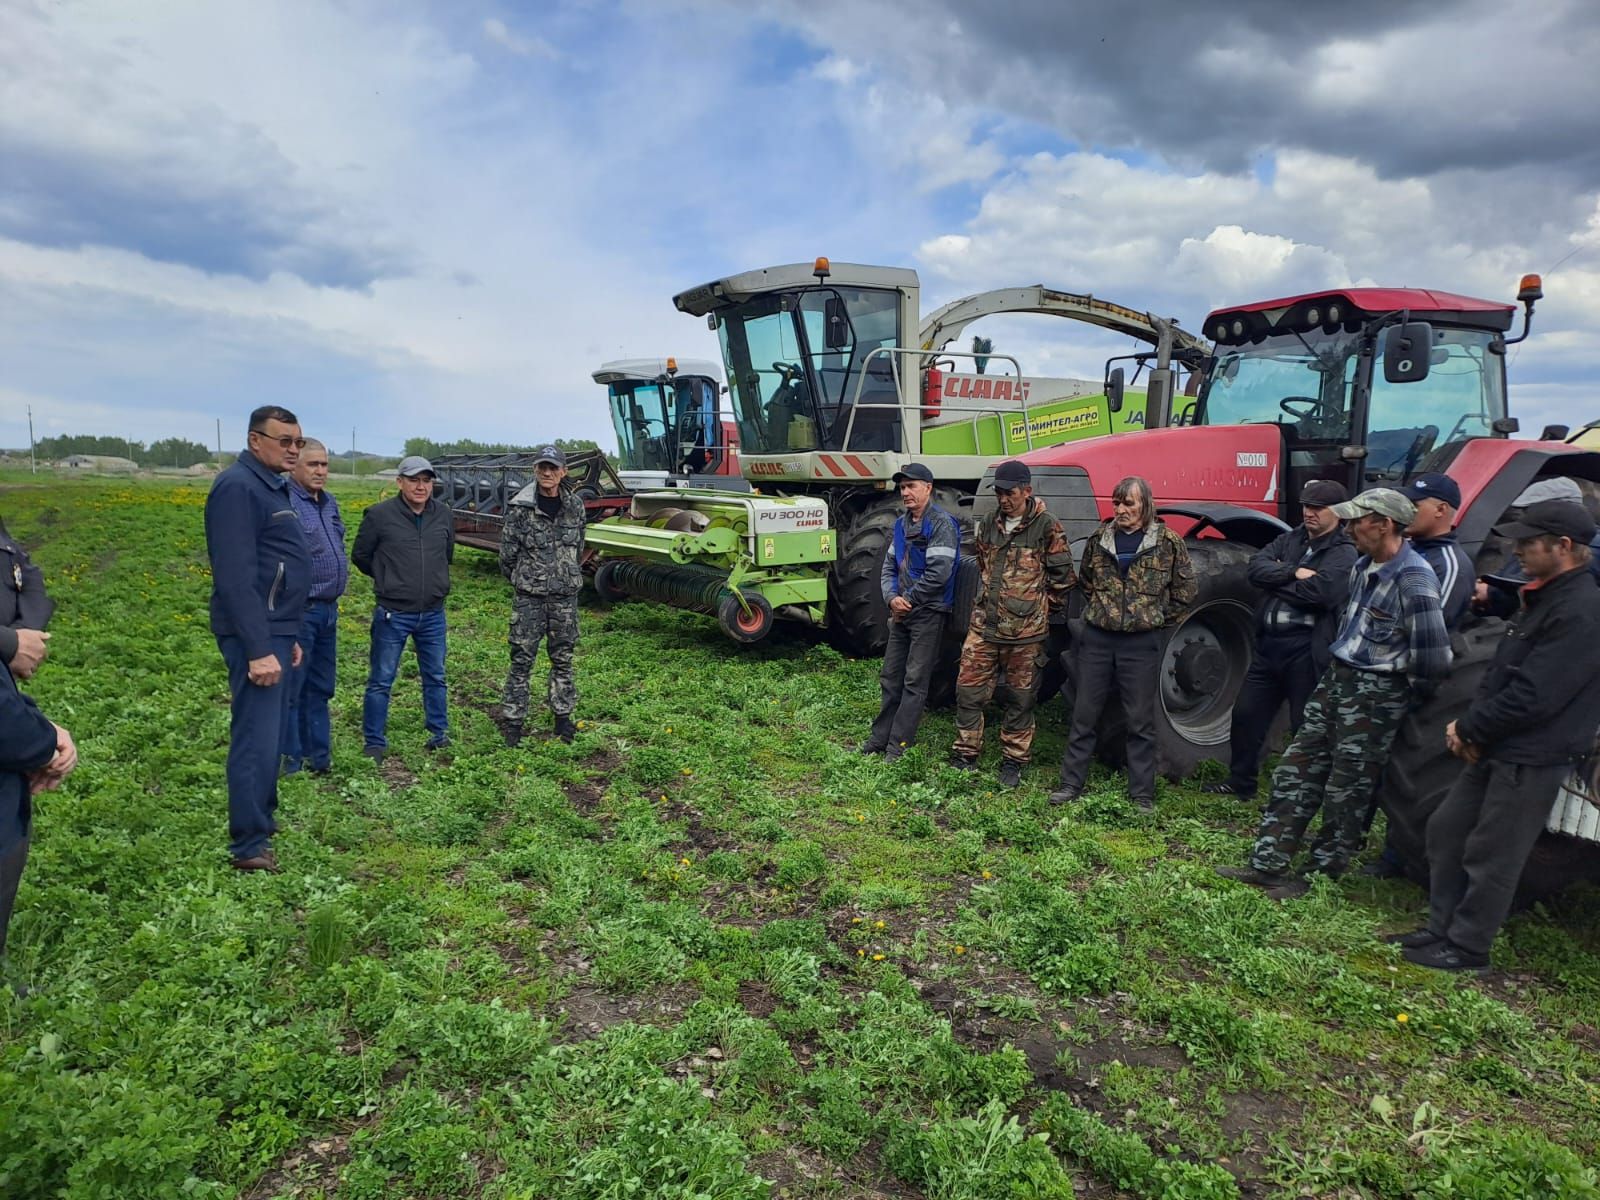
[1,471,1597,1199]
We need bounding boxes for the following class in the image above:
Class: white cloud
[483,17,559,60]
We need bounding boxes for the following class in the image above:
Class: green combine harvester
[586,259,1208,651]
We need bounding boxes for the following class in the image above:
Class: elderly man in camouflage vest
[500,446,587,746]
[951,459,1076,788]
[1050,475,1195,811]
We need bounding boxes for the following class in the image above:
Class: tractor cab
[676,260,917,463]
[594,357,736,489]
[1189,280,1539,523]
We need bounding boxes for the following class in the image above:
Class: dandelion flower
[857,949,864,957]
[850,916,862,924]
[873,920,885,930]
[981,870,993,880]
[872,954,885,961]
[954,945,967,955]
[1396,1013,1409,1024]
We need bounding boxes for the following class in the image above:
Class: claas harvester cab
[584,258,1206,648]
[1007,274,1599,898]
[594,357,743,490]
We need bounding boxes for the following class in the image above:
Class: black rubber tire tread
[716,590,775,644]
[828,499,901,656]
[1073,539,1260,781]
[592,559,628,604]
[1377,619,1600,905]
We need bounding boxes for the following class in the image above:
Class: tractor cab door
[672,375,720,475]
[1358,325,1504,485]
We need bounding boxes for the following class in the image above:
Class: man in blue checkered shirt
[1218,488,1451,897]
[280,438,348,776]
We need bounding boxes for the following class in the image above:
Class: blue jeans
[362,605,448,748]
[282,600,339,771]
[218,633,297,860]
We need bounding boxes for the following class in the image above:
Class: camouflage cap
[1329,487,1416,525]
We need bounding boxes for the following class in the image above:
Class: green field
[2,474,1597,1200]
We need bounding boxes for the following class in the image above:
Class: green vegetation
[402,437,602,460]
[1,472,1597,1199]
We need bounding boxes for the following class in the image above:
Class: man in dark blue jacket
[1,516,54,680]
[2,659,76,989]
[1203,479,1356,801]
[1401,473,1474,630]
[863,464,958,761]
[280,438,348,776]
[205,406,311,872]
[1394,500,1600,971]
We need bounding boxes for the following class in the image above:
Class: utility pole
[216,417,223,466]
[351,427,357,477]
[27,405,36,474]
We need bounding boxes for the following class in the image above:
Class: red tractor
[1002,275,1599,896]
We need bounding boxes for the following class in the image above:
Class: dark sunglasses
[251,430,307,449]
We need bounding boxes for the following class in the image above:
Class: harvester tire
[1074,540,1259,780]
[1376,619,1600,905]
[717,591,775,644]
[592,560,628,604]
[829,499,900,656]
[929,554,982,708]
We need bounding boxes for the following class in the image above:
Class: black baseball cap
[534,445,567,467]
[1492,499,1596,544]
[892,463,934,485]
[992,460,1031,490]
[1400,472,1461,510]
[1299,479,1348,507]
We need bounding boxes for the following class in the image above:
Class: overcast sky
[3,0,1598,455]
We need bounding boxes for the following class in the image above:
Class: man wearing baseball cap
[863,463,960,760]
[1399,473,1474,630]
[352,454,455,761]
[951,459,1076,788]
[1219,487,1450,897]
[1394,499,1600,971]
[1203,479,1356,802]
[500,445,586,745]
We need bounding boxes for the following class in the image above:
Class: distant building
[61,454,138,473]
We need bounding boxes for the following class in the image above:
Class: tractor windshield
[715,286,903,455]
[1200,325,1506,477]
[607,376,721,473]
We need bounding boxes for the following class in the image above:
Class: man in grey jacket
[352,456,455,760]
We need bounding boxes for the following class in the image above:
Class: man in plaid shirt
[1218,488,1451,898]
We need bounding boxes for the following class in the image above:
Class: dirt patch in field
[738,979,779,1019]
[239,1128,363,1200]
[378,756,417,789]
[552,982,698,1042]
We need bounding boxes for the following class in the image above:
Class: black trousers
[868,607,946,750]
[0,836,28,960]
[1225,630,1320,797]
[1059,625,1163,800]
[1425,757,1569,956]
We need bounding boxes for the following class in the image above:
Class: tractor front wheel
[717,591,775,644]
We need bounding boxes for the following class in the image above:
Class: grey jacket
[352,495,455,613]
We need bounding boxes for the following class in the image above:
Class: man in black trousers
[1203,480,1356,801]
[1394,499,1600,972]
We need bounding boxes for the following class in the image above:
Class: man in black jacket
[1203,480,1356,801]
[205,406,311,871]
[1,517,53,681]
[2,656,76,988]
[353,456,455,760]
[1394,499,1600,972]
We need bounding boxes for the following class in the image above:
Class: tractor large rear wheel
[1377,620,1600,905]
[1077,540,1259,780]
[829,499,900,656]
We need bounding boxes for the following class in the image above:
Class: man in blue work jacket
[281,437,348,776]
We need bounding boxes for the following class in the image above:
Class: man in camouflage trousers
[952,459,1076,789]
[1218,488,1451,899]
[500,446,586,746]
[1050,475,1195,810]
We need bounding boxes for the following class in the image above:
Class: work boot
[1402,940,1489,974]
[884,743,906,762]
[362,744,385,765]
[1199,781,1250,798]
[554,716,578,744]
[502,722,524,749]
[859,741,887,756]
[1359,857,1404,879]
[1265,878,1311,901]
[1214,865,1289,888]
[1047,786,1080,805]
[1130,794,1155,813]
[425,733,452,752]
[1384,928,1441,949]
[998,759,1023,789]
[950,754,978,772]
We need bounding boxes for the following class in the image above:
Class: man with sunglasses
[1218,488,1451,897]
[204,406,311,872]
[353,456,455,761]
[1202,480,1355,802]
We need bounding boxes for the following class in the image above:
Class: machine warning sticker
[1236,452,1268,467]
[1006,405,1102,443]
[762,537,776,560]
[820,533,832,556]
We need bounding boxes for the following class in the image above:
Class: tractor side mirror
[1383,321,1434,384]
[823,296,851,351]
[1539,423,1570,441]
[1105,366,1125,413]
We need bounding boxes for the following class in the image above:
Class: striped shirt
[1328,543,1451,690]
[288,480,349,602]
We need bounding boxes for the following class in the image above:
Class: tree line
[402,436,602,460]
[33,435,215,467]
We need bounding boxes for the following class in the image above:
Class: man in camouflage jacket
[1052,475,1196,810]
[500,446,587,745]
[952,459,1076,788]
